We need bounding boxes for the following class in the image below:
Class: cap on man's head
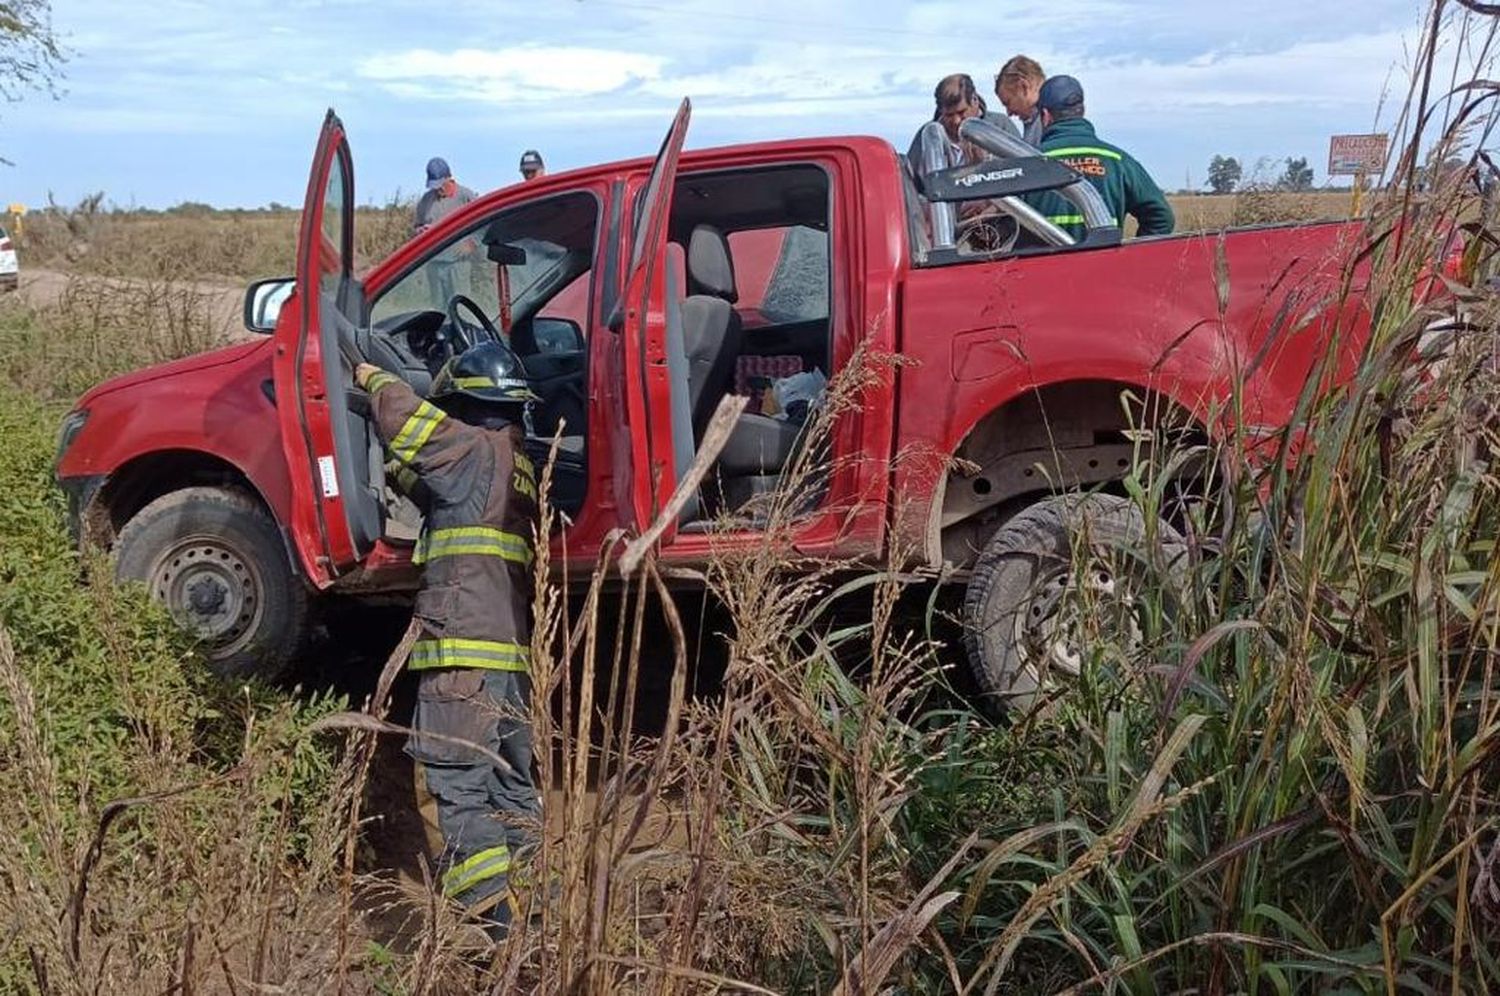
[1037,75,1085,113]
[425,157,452,190]
[519,149,544,171]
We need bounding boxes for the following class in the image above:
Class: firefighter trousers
[406,667,539,915]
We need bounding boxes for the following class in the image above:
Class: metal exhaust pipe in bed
[912,121,958,249]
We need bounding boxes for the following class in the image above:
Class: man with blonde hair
[994,55,1046,146]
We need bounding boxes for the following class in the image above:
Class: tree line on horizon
[1206,154,1316,194]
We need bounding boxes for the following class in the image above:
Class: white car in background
[0,225,16,291]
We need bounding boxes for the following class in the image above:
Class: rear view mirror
[244,277,295,334]
[487,242,527,266]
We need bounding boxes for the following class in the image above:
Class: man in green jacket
[1023,76,1174,242]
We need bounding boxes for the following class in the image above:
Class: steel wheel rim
[149,534,263,656]
[1015,561,1134,687]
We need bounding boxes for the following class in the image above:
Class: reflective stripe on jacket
[365,374,538,672]
[1021,117,1175,242]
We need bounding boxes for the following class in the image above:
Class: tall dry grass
[17,193,417,284]
[0,386,354,994]
[0,271,230,402]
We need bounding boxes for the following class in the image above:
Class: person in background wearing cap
[1022,75,1174,242]
[413,157,477,236]
[412,157,478,308]
[994,55,1047,147]
[519,150,545,182]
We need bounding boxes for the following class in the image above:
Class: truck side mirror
[244,277,295,334]
[531,316,584,354]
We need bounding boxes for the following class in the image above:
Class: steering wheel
[445,294,502,352]
[956,209,1021,255]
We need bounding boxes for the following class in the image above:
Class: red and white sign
[1328,134,1389,176]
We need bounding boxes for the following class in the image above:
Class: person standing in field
[519,150,546,182]
[413,157,477,235]
[354,342,542,940]
[1022,75,1175,241]
[994,55,1047,146]
[412,157,478,308]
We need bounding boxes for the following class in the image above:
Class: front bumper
[55,474,105,547]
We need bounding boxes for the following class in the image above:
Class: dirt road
[15,266,250,340]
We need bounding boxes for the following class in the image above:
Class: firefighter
[354,341,542,938]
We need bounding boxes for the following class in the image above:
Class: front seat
[680,225,744,436]
[719,411,801,476]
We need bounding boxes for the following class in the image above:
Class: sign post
[1328,134,1389,217]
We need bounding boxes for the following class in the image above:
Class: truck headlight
[55,409,89,464]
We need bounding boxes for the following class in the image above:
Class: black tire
[961,493,1182,718]
[114,487,308,681]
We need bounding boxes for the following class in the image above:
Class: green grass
[0,367,350,991]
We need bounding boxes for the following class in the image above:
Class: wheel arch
[932,378,1208,569]
[85,449,297,573]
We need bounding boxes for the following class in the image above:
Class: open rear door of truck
[610,98,691,545]
[274,109,384,587]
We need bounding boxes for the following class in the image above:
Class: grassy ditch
[0,384,355,993]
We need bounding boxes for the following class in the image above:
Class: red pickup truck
[53,103,1365,709]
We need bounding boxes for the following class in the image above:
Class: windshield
[503,237,569,307]
[369,225,498,322]
[369,191,598,330]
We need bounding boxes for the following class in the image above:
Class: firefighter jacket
[364,371,538,673]
[1022,117,1175,242]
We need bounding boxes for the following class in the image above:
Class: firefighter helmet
[430,340,539,407]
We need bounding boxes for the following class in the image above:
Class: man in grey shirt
[413,157,477,235]
[412,157,478,309]
[907,73,1016,177]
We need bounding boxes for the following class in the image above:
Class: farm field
[6,189,1356,286]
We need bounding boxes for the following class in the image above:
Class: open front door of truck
[274,109,384,587]
[612,98,691,543]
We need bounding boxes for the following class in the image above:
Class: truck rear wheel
[962,493,1182,719]
[114,487,308,681]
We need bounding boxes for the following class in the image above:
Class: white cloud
[3,0,1464,207]
[358,45,666,102]
[356,27,1414,129]
[1081,30,1415,113]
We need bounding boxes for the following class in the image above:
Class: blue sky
[0,0,1449,209]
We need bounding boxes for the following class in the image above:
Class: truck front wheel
[114,487,308,681]
[961,493,1182,719]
